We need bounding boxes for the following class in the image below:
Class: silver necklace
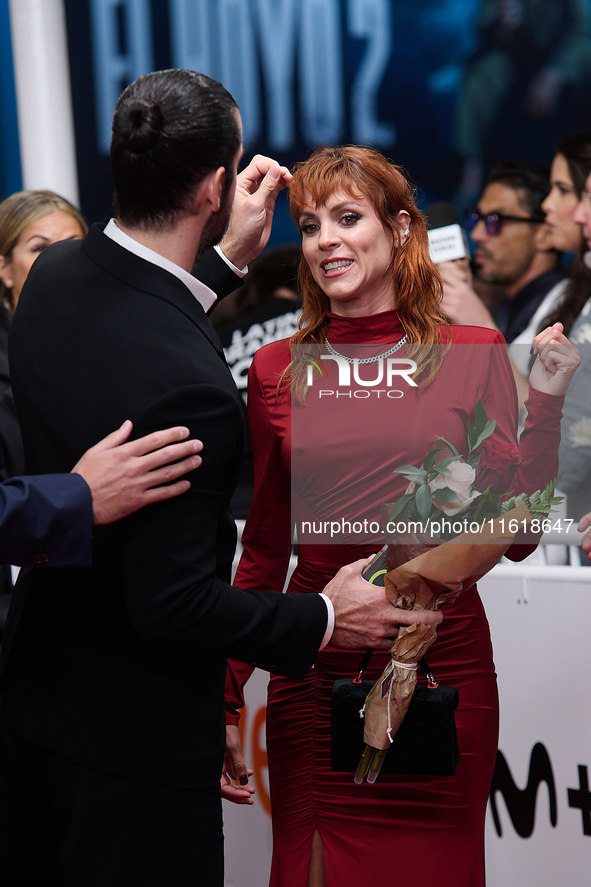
[323,334,407,365]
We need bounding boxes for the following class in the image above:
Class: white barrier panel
[223,563,591,887]
[481,564,591,885]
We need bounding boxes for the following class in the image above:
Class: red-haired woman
[225,146,579,887]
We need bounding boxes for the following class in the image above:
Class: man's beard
[195,180,234,263]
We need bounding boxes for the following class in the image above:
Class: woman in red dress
[225,146,579,887]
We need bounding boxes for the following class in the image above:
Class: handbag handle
[352,649,438,689]
[352,648,374,683]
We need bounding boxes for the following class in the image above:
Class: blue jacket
[0,473,92,567]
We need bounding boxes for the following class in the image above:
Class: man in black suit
[2,70,439,886]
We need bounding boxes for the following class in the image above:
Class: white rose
[429,460,480,516]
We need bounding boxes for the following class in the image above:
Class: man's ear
[197,167,226,213]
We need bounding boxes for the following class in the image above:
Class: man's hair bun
[116,97,164,153]
[111,69,241,229]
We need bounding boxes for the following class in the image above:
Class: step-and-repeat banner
[3,0,590,231]
[3,1,590,221]
[223,563,591,887]
[57,0,591,238]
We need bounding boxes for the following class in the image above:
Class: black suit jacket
[3,226,326,789]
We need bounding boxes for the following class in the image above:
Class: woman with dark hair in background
[525,130,591,343]
[499,131,591,414]
[553,135,591,526]
[508,130,591,525]
[224,145,579,887]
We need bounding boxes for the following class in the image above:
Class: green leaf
[430,456,459,476]
[405,500,422,522]
[415,483,432,523]
[432,488,461,503]
[436,436,460,458]
[400,476,427,489]
[473,418,496,451]
[474,399,487,434]
[466,420,478,452]
[423,448,443,472]
[389,493,414,521]
[393,465,425,477]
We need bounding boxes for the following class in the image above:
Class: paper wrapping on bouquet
[362,503,531,752]
[362,621,437,750]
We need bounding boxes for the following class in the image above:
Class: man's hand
[322,558,443,650]
[529,322,582,397]
[219,155,292,269]
[439,261,498,329]
[72,420,203,525]
[222,725,255,806]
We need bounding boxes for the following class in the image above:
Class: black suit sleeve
[195,248,244,307]
[0,473,93,567]
[116,385,327,679]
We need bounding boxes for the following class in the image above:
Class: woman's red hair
[284,146,449,399]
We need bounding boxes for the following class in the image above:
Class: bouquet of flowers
[386,399,561,547]
[355,401,562,784]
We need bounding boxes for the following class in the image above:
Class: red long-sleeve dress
[226,310,563,887]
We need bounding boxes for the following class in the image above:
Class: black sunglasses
[464,210,543,236]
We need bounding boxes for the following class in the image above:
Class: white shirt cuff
[318,593,335,650]
[214,244,248,278]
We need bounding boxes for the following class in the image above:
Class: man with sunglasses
[440,160,566,344]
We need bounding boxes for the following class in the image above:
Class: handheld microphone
[424,202,467,264]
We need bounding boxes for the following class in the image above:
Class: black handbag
[330,548,459,777]
[330,652,459,776]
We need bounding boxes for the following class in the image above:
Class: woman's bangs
[290,158,364,218]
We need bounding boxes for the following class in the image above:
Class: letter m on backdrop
[489,743,557,837]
